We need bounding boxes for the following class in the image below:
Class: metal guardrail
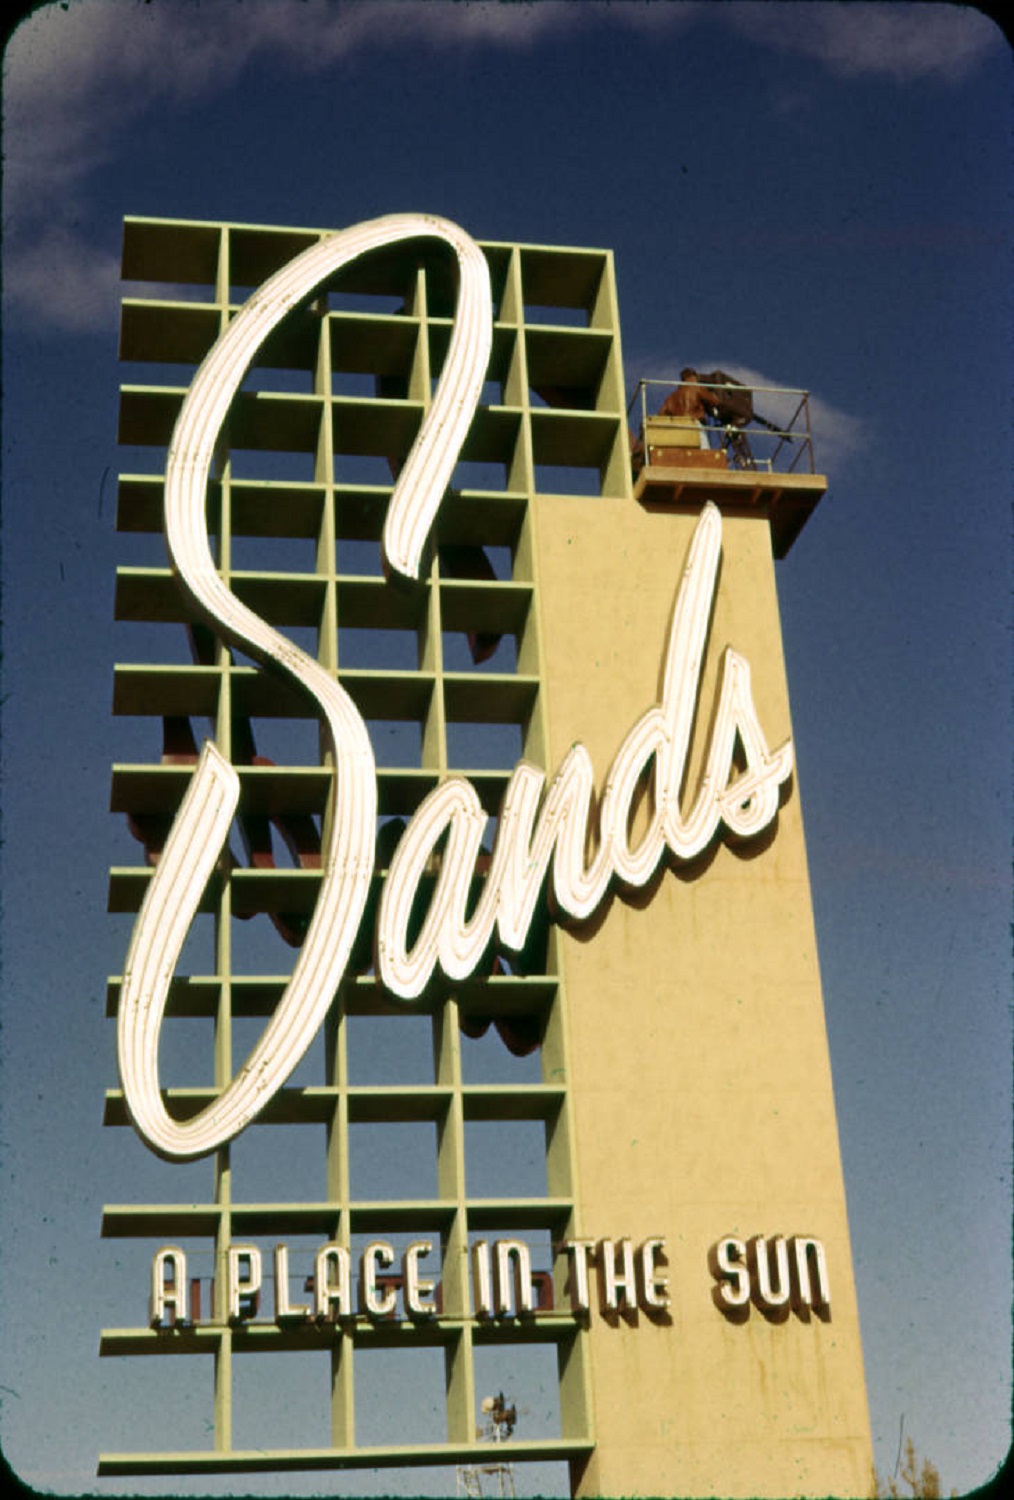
[628,377,817,476]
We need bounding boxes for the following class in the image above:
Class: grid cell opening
[228,530,321,573]
[100,1347,215,1454]
[240,365,315,395]
[349,1120,440,1203]
[346,1014,436,1088]
[229,447,319,483]
[353,1345,449,1447]
[339,625,422,672]
[229,1122,330,1205]
[366,717,426,769]
[157,1015,217,1091]
[534,462,602,495]
[445,719,524,772]
[459,1026,544,1086]
[232,1349,334,1452]
[465,1120,549,1201]
[441,629,519,675]
[452,459,512,492]
[472,1339,563,1439]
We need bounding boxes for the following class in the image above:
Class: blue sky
[1,1,1011,1495]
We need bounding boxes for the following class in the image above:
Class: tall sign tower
[102,213,872,1496]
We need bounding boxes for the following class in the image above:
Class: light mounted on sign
[116,213,793,1163]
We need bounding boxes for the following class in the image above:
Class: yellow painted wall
[531,494,873,1498]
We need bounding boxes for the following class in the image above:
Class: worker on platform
[658,367,719,446]
[629,367,719,473]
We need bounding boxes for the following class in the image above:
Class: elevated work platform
[629,378,827,557]
[634,463,826,559]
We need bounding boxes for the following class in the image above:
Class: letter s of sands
[117,215,493,1159]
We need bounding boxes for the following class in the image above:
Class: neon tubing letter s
[117,214,493,1159]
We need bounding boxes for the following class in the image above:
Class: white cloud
[728,2,1002,84]
[801,391,866,473]
[1,0,1002,332]
[1,225,120,333]
[2,0,684,329]
[1,1,591,251]
[6,0,995,231]
[4,0,278,227]
[716,362,865,473]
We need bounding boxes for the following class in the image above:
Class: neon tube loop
[117,215,493,1159]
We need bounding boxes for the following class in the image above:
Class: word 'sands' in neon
[116,213,793,1162]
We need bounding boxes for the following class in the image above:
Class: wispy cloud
[2,0,626,220]
[802,395,865,474]
[727,2,1001,84]
[1,0,1002,331]
[2,225,121,334]
[718,362,866,474]
[2,0,607,326]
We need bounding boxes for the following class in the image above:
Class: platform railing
[628,377,817,476]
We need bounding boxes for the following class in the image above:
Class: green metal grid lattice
[101,215,632,1482]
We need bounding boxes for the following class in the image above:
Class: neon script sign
[117,214,793,1161]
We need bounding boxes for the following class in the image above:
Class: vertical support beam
[213,1326,233,1454]
[313,239,354,1450]
[412,268,447,777]
[559,1328,593,1446]
[592,252,632,499]
[405,265,430,403]
[512,264,595,1453]
[324,1001,354,1448]
[315,255,340,689]
[329,1333,354,1452]
[434,1004,475,1444]
[508,250,535,500]
[315,259,344,1363]
[211,221,234,1459]
[322,212,355,1415]
[316,236,349,1457]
